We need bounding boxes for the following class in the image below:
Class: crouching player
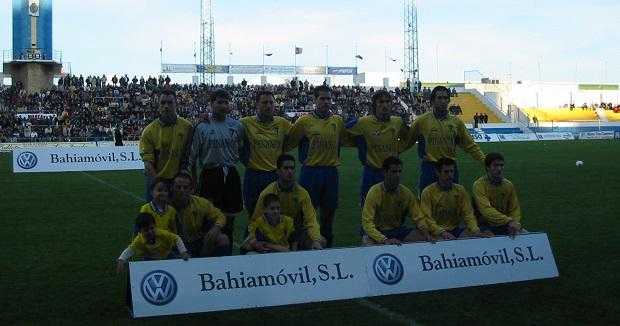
[421,157,492,240]
[242,193,295,254]
[116,213,189,274]
[361,157,431,245]
[473,152,526,237]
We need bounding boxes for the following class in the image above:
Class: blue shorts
[243,169,278,215]
[419,160,460,192]
[360,165,384,206]
[360,226,413,241]
[299,166,339,210]
[480,223,510,235]
[447,227,465,238]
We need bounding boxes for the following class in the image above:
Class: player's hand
[116,259,126,274]
[384,238,402,246]
[204,226,222,245]
[180,252,190,261]
[311,241,323,250]
[420,229,435,243]
[252,241,266,252]
[507,221,522,239]
[441,231,456,240]
[476,230,494,238]
[144,162,156,178]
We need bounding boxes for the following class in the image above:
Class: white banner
[129,233,558,318]
[0,141,96,152]
[496,133,539,142]
[535,132,574,141]
[13,146,142,173]
[578,131,615,140]
[471,132,500,143]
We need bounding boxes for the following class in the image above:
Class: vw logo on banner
[141,270,178,306]
[373,253,404,285]
[16,151,38,169]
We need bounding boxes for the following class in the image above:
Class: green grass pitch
[1,140,619,325]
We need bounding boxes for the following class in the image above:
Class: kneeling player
[421,157,491,240]
[242,193,294,253]
[116,213,189,274]
[473,152,526,237]
[361,156,430,245]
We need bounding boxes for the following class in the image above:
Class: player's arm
[472,181,512,225]
[300,192,323,244]
[361,191,388,244]
[340,117,358,147]
[239,121,251,166]
[456,120,485,162]
[116,246,134,274]
[185,124,203,178]
[507,185,522,223]
[202,199,226,243]
[280,119,293,153]
[459,188,482,235]
[407,191,430,239]
[242,221,261,251]
[420,188,453,240]
[263,243,290,252]
[283,116,305,152]
[251,190,267,222]
[139,126,156,177]
[179,124,194,174]
[397,118,411,153]
[173,234,190,260]
[402,118,421,152]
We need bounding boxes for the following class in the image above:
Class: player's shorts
[419,160,460,192]
[360,226,413,241]
[360,165,384,205]
[446,227,465,238]
[299,165,338,210]
[243,169,278,215]
[199,166,243,214]
[480,223,510,235]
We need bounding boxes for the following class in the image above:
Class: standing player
[286,85,346,248]
[472,152,525,236]
[346,90,409,204]
[187,89,244,252]
[421,158,490,239]
[240,90,291,217]
[253,154,324,250]
[139,89,193,201]
[361,157,430,245]
[405,86,485,191]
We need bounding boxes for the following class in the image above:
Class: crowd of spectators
[0,75,424,143]
[561,102,620,112]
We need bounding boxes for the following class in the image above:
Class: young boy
[139,178,177,233]
[242,194,294,254]
[117,213,189,274]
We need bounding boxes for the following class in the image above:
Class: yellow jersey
[472,176,522,226]
[240,116,292,171]
[285,113,346,166]
[346,115,408,168]
[139,202,177,234]
[247,214,295,247]
[139,117,193,179]
[129,228,180,259]
[362,183,424,242]
[176,195,226,242]
[420,182,480,235]
[252,182,322,242]
[406,112,484,162]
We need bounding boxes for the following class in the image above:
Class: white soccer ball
[575,160,584,167]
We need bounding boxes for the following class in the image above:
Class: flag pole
[262,45,265,75]
[294,44,297,77]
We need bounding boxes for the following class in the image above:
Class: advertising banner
[496,133,539,142]
[578,131,615,140]
[13,146,142,173]
[161,64,198,73]
[469,132,500,143]
[535,132,574,141]
[327,67,358,75]
[129,233,558,318]
[296,66,326,75]
[1,141,96,152]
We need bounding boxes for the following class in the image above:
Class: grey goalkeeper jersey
[188,118,244,174]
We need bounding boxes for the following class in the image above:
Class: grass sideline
[1,140,619,325]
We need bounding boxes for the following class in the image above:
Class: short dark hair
[149,178,170,192]
[159,89,177,102]
[430,86,450,102]
[210,89,230,103]
[382,156,402,171]
[135,212,155,230]
[435,157,456,170]
[372,90,392,108]
[313,85,331,98]
[484,152,504,167]
[255,90,274,103]
[262,193,280,208]
[173,172,193,184]
[276,154,295,169]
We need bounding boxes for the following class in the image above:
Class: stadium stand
[523,107,598,122]
[449,93,502,123]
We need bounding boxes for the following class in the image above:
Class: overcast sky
[1,0,618,83]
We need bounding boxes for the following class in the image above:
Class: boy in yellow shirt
[139,178,177,233]
[242,193,295,254]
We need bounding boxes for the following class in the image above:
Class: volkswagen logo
[16,151,38,169]
[140,270,177,306]
[373,253,404,285]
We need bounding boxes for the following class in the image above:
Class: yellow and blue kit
[420,182,481,236]
[176,195,227,243]
[472,176,522,226]
[362,183,424,243]
[128,228,181,259]
[139,117,193,179]
[247,214,295,248]
[139,202,177,234]
[252,182,322,242]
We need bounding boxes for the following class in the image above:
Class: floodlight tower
[200,0,215,85]
[403,0,419,91]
